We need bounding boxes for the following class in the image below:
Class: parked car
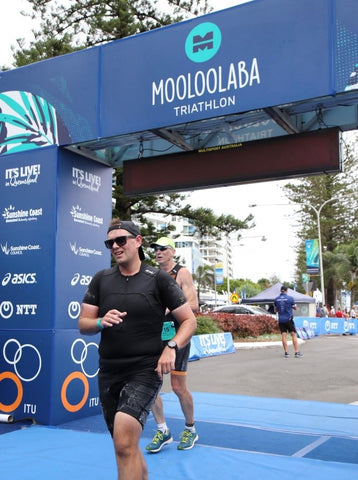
[211,304,276,319]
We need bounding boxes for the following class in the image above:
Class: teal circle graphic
[185,22,222,63]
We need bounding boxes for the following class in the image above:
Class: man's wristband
[96,318,104,330]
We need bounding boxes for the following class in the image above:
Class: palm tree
[193,265,214,304]
[333,241,358,305]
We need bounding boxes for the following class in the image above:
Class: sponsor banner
[0,330,100,425]
[54,149,112,329]
[0,147,58,329]
[101,0,332,136]
[305,239,319,275]
[0,48,99,150]
[189,332,235,361]
[51,330,101,424]
[0,331,53,423]
[295,317,321,336]
[0,1,357,153]
[215,262,224,285]
[336,0,358,93]
[295,317,358,335]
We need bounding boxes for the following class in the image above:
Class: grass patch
[234,333,282,342]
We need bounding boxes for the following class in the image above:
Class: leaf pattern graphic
[0,91,59,155]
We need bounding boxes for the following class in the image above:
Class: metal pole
[226,236,230,303]
[307,198,336,306]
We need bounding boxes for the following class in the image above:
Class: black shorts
[163,341,190,373]
[173,343,190,373]
[98,366,162,436]
[279,319,297,334]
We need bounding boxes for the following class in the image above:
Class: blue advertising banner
[215,262,224,285]
[335,0,358,93]
[101,0,332,136]
[55,149,112,330]
[0,146,112,424]
[0,330,101,424]
[0,331,53,423]
[305,239,319,275]
[0,147,58,330]
[0,47,100,152]
[295,317,358,335]
[51,330,101,424]
[1,0,357,156]
[189,332,235,361]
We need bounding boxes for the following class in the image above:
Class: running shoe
[295,351,303,358]
[284,352,290,358]
[177,429,199,450]
[145,429,173,453]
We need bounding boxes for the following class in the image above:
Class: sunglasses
[153,245,171,252]
[104,235,136,249]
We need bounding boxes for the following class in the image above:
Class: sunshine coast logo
[1,242,41,256]
[70,205,103,228]
[69,241,102,258]
[2,204,43,224]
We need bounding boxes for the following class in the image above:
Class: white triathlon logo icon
[3,339,42,382]
[71,338,99,378]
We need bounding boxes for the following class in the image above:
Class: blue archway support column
[0,146,112,424]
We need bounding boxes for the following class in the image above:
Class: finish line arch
[0,0,357,424]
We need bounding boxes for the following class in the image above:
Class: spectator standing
[78,221,197,480]
[321,304,329,317]
[145,237,199,453]
[274,285,303,358]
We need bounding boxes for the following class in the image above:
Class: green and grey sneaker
[145,429,173,453]
[177,429,199,450]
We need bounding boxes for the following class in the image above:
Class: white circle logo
[3,339,42,382]
[68,301,81,319]
[0,301,14,319]
[71,339,99,378]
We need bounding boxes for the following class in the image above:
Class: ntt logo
[185,22,222,63]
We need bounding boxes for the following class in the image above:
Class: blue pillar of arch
[0,146,112,425]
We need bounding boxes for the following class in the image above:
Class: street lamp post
[306,198,336,306]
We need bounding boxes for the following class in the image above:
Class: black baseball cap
[107,221,145,260]
[280,285,288,292]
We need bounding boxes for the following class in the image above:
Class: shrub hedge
[196,313,280,339]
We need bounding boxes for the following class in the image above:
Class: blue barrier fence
[189,332,235,361]
[294,317,358,336]
[188,318,357,361]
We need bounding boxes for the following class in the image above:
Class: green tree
[283,135,358,306]
[10,0,212,67]
[193,264,214,302]
[331,240,358,305]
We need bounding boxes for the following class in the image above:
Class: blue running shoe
[145,429,173,453]
[177,429,199,450]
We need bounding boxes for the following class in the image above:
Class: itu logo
[185,22,222,63]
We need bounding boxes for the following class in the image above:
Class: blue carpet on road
[1,392,358,479]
